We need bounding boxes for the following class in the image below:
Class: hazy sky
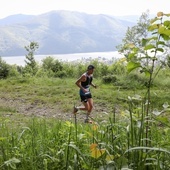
[0,0,170,19]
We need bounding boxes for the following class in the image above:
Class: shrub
[0,57,10,79]
[8,65,21,77]
[102,75,117,83]
[41,56,64,78]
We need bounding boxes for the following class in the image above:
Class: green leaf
[142,38,148,46]
[157,48,164,53]
[64,121,74,127]
[156,41,165,46]
[127,61,141,73]
[150,17,160,24]
[128,52,136,60]
[142,37,158,46]
[164,13,170,17]
[159,26,170,36]
[158,26,165,33]
[4,158,21,169]
[0,137,6,141]
[148,24,159,31]
[144,44,155,50]
[125,146,170,155]
[69,144,86,160]
[164,30,170,36]
[144,70,150,77]
[164,20,170,28]
[161,34,170,41]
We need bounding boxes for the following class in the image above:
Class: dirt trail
[0,97,107,122]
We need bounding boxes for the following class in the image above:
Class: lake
[2,51,124,66]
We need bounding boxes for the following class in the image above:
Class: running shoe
[73,106,78,114]
[84,119,93,124]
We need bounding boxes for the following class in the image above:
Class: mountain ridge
[0,10,137,56]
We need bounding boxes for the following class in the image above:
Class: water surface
[2,51,124,66]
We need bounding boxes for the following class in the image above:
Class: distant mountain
[0,10,137,56]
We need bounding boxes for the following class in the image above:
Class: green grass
[0,113,170,169]
[0,76,170,115]
[0,76,170,169]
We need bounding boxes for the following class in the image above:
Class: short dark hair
[87,65,95,70]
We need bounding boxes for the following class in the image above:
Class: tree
[125,12,170,149]
[24,41,39,76]
[117,10,150,58]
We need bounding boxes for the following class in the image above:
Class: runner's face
[88,69,94,74]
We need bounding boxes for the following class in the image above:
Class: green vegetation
[0,61,170,169]
[0,12,170,170]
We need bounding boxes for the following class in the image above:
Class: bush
[0,57,10,79]
[55,70,67,78]
[102,75,117,83]
[114,72,150,89]
[8,65,21,77]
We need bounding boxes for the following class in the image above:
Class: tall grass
[0,66,170,169]
[0,108,170,170]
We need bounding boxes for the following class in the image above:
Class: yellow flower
[90,143,106,158]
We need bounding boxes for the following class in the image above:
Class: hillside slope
[0,10,136,56]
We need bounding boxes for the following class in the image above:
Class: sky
[0,0,170,19]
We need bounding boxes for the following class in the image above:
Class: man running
[73,64,97,123]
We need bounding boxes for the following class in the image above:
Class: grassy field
[0,76,170,169]
[0,75,170,132]
[0,76,169,116]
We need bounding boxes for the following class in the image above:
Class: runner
[73,64,97,123]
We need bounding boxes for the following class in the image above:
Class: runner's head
[87,65,95,70]
[87,64,95,74]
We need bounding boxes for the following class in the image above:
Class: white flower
[163,102,169,109]
[152,109,161,116]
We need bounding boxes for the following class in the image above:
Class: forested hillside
[0,10,136,56]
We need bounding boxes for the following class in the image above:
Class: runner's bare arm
[75,75,87,92]
[91,82,97,88]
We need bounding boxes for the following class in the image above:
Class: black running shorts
[80,93,92,102]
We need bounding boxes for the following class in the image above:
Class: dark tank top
[80,73,93,95]
[81,73,93,88]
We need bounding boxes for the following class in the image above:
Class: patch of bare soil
[0,97,110,122]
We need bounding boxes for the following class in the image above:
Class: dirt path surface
[0,97,109,122]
